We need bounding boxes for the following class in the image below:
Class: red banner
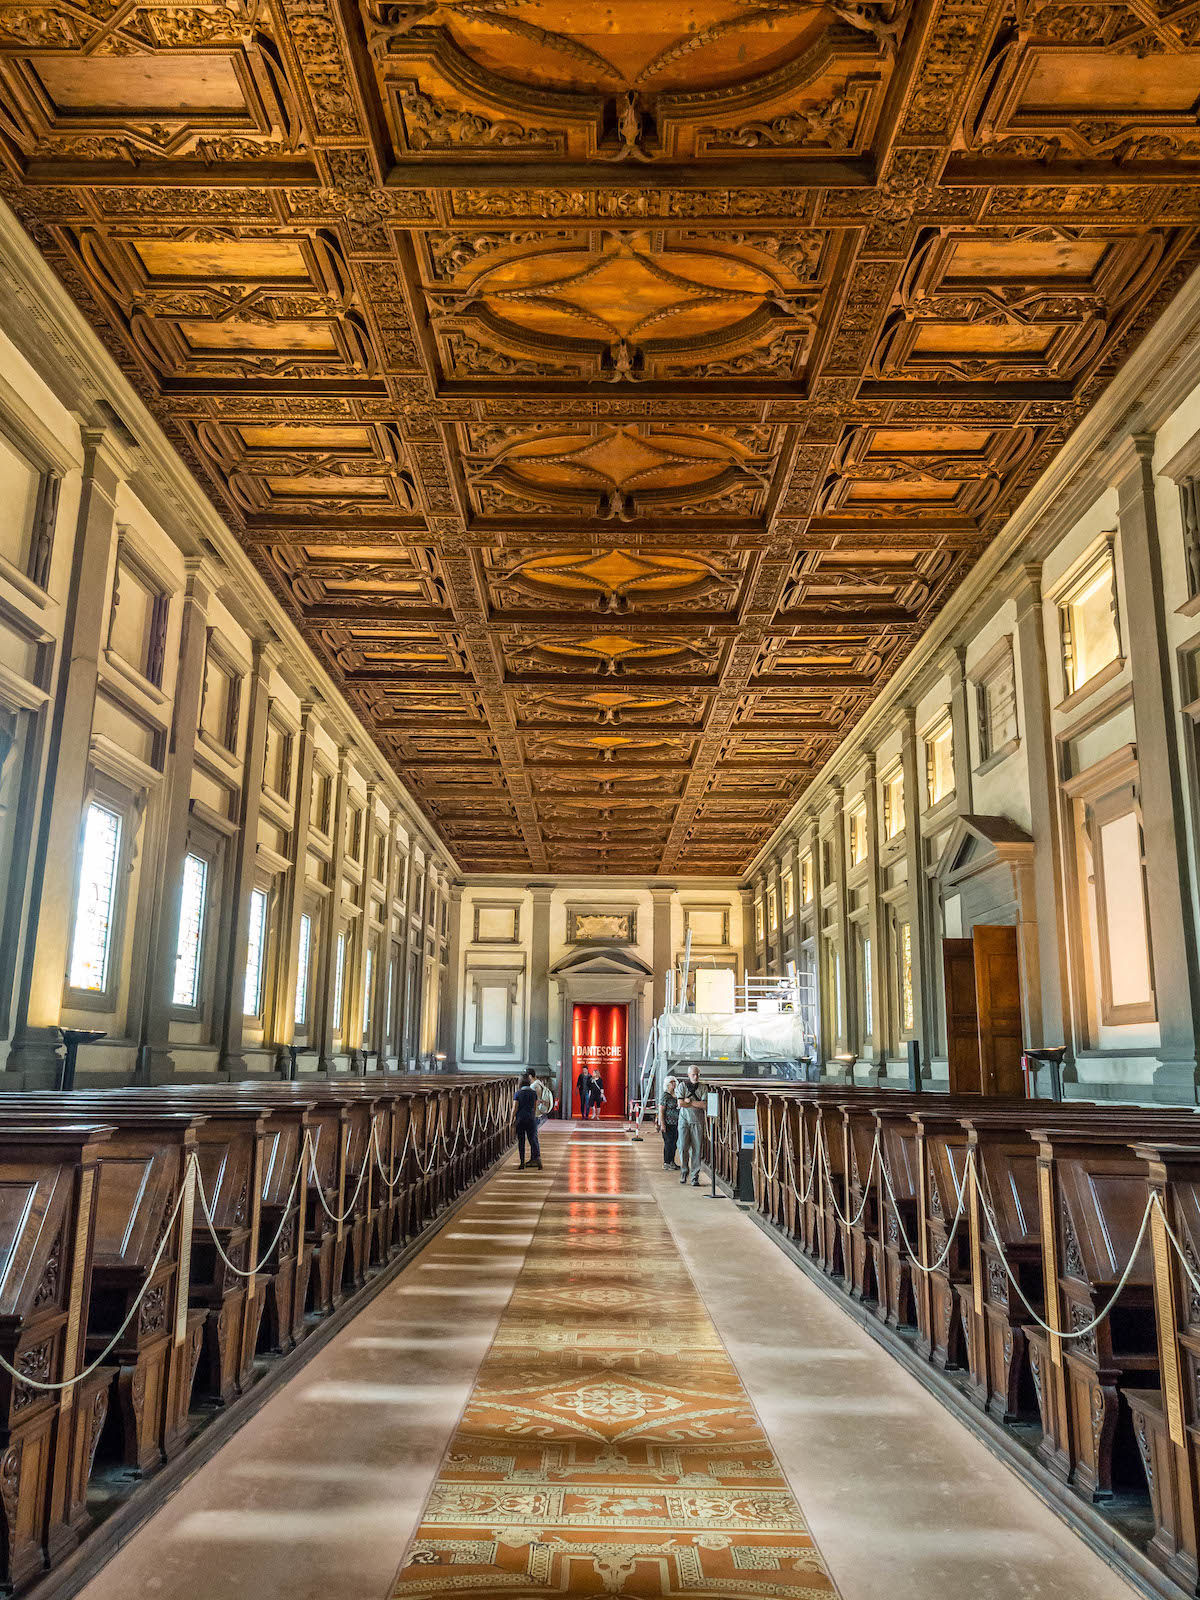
[571,1002,627,1119]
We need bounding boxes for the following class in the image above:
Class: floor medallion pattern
[391,1128,840,1598]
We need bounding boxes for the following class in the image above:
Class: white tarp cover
[663,1011,802,1061]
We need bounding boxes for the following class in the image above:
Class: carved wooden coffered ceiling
[1,0,1197,874]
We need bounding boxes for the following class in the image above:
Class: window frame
[881,766,905,841]
[972,635,1020,772]
[168,830,225,1021]
[242,880,272,1021]
[924,715,955,810]
[65,786,134,1013]
[1055,537,1123,705]
[847,799,868,868]
[800,851,814,906]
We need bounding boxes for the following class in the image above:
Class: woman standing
[658,1075,680,1169]
[513,1069,543,1170]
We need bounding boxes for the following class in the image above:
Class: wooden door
[973,924,1024,1097]
[943,938,983,1094]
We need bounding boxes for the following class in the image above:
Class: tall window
[755,899,764,941]
[926,722,954,806]
[69,801,122,993]
[294,911,312,1027]
[898,921,914,1032]
[976,640,1018,764]
[333,931,346,1032]
[363,946,374,1034]
[172,851,208,1007]
[848,801,867,867]
[882,770,904,839]
[243,886,268,1016]
[385,958,395,1045]
[1060,550,1120,695]
[801,852,813,905]
[863,935,873,1025]
[783,872,794,920]
[768,888,778,931]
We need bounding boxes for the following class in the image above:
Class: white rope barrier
[0,1091,502,1397]
[817,1123,880,1231]
[975,1165,1156,1341]
[877,1146,972,1277]
[193,1144,305,1281]
[0,1162,193,1393]
[306,1125,374,1226]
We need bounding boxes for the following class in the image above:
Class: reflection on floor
[390,1127,838,1597]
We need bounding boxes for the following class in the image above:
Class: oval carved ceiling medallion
[469,424,768,515]
[452,233,801,343]
[431,1,829,95]
[501,548,727,609]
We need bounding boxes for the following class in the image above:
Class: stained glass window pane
[172,851,208,1007]
[333,931,346,1031]
[243,887,268,1016]
[69,802,122,993]
[363,946,373,1034]
[900,922,914,1032]
[294,912,312,1027]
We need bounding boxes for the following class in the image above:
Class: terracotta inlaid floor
[390,1130,839,1598]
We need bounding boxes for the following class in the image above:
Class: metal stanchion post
[705,1092,723,1200]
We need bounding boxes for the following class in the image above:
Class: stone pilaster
[9,427,135,1084]
[651,884,673,1015]
[527,881,553,1068]
[1011,564,1070,1052]
[272,701,316,1073]
[829,783,852,1054]
[135,559,219,1082]
[439,881,463,1066]
[1112,436,1200,1094]
[946,645,974,813]
[216,637,277,1079]
[808,812,832,1068]
[861,754,886,1075]
[315,748,349,1073]
[899,709,930,1060]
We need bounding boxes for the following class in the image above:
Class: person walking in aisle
[676,1063,708,1186]
[514,1069,543,1170]
[587,1066,606,1119]
[658,1075,680,1169]
[575,1063,593,1120]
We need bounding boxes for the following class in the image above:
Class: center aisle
[67,1120,1144,1600]
[391,1123,838,1598]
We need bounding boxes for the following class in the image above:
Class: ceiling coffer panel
[1,0,1197,871]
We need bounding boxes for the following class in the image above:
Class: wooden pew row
[0,1075,515,1593]
[718,1082,1200,1599]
